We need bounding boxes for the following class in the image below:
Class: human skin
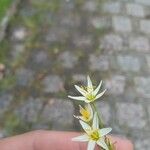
[0,130,133,150]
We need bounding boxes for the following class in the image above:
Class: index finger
[0,130,133,150]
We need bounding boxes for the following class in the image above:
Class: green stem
[92,102,104,128]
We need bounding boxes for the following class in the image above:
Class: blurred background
[0,0,150,149]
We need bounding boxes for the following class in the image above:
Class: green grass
[0,0,12,22]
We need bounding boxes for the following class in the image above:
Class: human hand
[0,130,133,150]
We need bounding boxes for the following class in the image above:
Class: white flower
[72,113,112,150]
[68,76,106,103]
[74,104,93,122]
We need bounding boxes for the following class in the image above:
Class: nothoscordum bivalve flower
[74,104,93,122]
[68,76,106,103]
[72,113,112,150]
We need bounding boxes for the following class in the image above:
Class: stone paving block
[42,75,64,93]
[135,0,150,6]
[126,3,145,17]
[103,2,121,14]
[105,75,126,95]
[129,36,150,52]
[58,51,78,69]
[140,20,150,34]
[0,94,13,116]
[15,97,44,123]
[113,16,132,32]
[134,137,150,150]
[96,101,111,125]
[16,68,34,86]
[91,17,111,29]
[89,54,109,71]
[11,27,26,41]
[117,55,140,72]
[134,77,150,98]
[100,34,123,51]
[116,102,147,129]
[82,1,97,12]
[41,99,74,130]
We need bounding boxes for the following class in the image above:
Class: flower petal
[97,138,108,150]
[99,128,112,137]
[68,96,86,101]
[75,85,87,96]
[92,113,99,129]
[87,76,93,92]
[79,120,91,132]
[87,104,93,119]
[87,140,96,150]
[72,134,89,142]
[93,80,102,95]
[95,89,106,100]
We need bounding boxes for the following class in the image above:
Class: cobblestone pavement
[0,0,150,149]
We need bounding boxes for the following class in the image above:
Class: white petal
[79,120,91,132]
[87,76,93,92]
[87,104,93,119]
[99,128,112,137]
[93,81,102,95]
[87,140,96,150]
[97,139,108,150]
[92,113,99,129]
[72,134,89,142]
[68,96,86,101]
[95,89,106,100]
[75,85,87,97]
[84,99,91,103]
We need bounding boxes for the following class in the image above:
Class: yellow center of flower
[89,130,100,141]
[86,93,96,101]
[80,106,90,121]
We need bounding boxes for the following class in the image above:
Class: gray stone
[117,55,140,72]
[129,36,150,52]
[58,51,78,69]
[16,68,34,86]
[134,77,150,98]
[73,35,92,48]
[116,102,146,129]
[100,34,123,51]
[103,2,121,14]
[43,75,64,93]
[135,138,150,150]
[83,1,97,12]
[135,0,150,6]
[12,27,26,41]
[11,44,25,59]
[41,99,73,130]
[72,74,86,83]
[126,3,145,17]
[146,56,150,68]
[113,16,132,32]
[89,54,109,71]
[34,51,48,64]
[96,102,111,125]
[16,97,43,123]
[105,75,126,95]
[0,94,13,116]
[91,17,111,29]
[140,20,150,34]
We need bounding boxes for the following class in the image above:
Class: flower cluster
[68,76,115,150]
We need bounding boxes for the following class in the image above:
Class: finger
[0,131,35,150]
[0,130,133,150]
[34,131,134,150]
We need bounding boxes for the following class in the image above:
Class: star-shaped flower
[74,104,93,122]
[68,76,106,103]
[72,113,112,150]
